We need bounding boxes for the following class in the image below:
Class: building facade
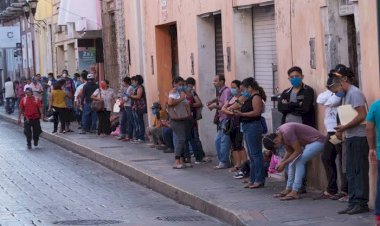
[52,0,103,78]
[114,0,380,202]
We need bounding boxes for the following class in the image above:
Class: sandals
[280,194,299,201]
[172,164,185,169]
[249,183,264,189]
[273,190,291,198]
[313,191,334,200]
[330,192,348,200]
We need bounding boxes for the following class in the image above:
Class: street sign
[0,26,21,48]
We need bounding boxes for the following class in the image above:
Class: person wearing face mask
[80,73,99,134]
[278,66,315,128]
[327,64,370,215]
[146,102,169,150]
[91,80,116,137]
[130,75,147,143]
[168,76,192,169]
[206,75,232,169]
[27,75,44,100]
[233,78,267,189]
[184,77,210,165]
[221,80,247,171]
[313,78,348,201]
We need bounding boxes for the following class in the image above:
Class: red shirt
[19,96,42,120]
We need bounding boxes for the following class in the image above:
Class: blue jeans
[119,108,127,138]
[286,141,324,191]
[188,124,205,161]
[82,103,97,131]
[242,120,264,183]
[162,127,174,149]
[132,110,145,140]
[125,106,134,139]
[214,119,231,166]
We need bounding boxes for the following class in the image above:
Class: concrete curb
[0,114,246,226]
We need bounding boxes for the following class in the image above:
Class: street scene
[0,119,226,226]
[0,0,380,226]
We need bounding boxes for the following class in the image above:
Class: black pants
[24,119,42,146]
[53,107,66,131]
[346,137,369,208]
[97,110,111,135]
[322,132,348,194]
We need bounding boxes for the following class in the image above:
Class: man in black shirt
[80,74,98,134]
[278,66,315,128]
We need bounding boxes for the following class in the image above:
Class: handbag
[222,118,234,134]
[168,100,191,120]
[90,89,105,112]
[132,87,147,114]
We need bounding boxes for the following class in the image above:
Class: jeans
[215,119,231,166]
[242,120,264,183]
[24,119,42,146]
[171,119,192,159]
[322,132,348,194]
[162,127,174,149]
[125,106,134,139]
[5,97,15,113]
[287,141,324,191]
[119,108,127,138]
[82,103,97,131]
[132,111,145,140]
[345,137,369,208]
[188,124,205,161]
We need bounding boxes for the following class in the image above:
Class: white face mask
[62,74,67,78]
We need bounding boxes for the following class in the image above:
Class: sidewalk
[0,108,373,226]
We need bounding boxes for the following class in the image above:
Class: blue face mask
[290,77,302,87]
[131,84,136,88]
[152,109,158,116]
[335,91,345,98]
[177,86,184,92]
[230,88,238,96]
[241,90,250,98]
[184,86,192,92]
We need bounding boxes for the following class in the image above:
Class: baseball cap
[25,87,33,93]
[87,73,95,79]
[151,102,161,109]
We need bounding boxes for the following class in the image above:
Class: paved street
[0,120,226,226]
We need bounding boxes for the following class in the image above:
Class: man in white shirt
[26,76,43,100]
[4,77,15,114]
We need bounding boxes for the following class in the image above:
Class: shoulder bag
[91,89,105,112]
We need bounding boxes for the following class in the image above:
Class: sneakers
[34,140,38,147]
[27,145,32,149]
[233,171,245,179]
[52,130,57,134]
[163,148,174,153]
[132,139,144,144]
[116,136,126,140]
[214,163,229,169]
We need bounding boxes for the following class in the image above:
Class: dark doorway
[346,15,359,87]
[214,14,224,76]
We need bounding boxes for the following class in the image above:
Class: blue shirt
[366,100,380,159]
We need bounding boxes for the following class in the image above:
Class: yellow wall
[35,1,53,76]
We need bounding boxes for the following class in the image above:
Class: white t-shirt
[4,81,15,98]
[92,88,116,111]
[25,82,43,99]
[317,90,341,132]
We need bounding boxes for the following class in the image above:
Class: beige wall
[122,0,380,195]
